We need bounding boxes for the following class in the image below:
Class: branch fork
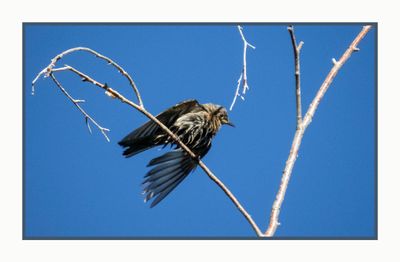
[265,25,372,236]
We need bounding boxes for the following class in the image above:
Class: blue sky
[24,24,376,238]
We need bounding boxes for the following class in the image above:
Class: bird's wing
[118,99,201,157]
[142,149,197,207]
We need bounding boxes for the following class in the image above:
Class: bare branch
[49,73,111,142]
[197,160,263,236]
[288,25,304,127]
[302,25,372,129]
[32,47,144,107]
[36,62,264,237]
[85,117,92,134]
[230,26,255,111]
[229,72,243,111]
[265,25,372,237]
[298,41,304,51]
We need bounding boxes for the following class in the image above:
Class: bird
[118,99,234,207]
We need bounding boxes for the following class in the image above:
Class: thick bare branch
[265,25,372,237]
[302,26,372,129]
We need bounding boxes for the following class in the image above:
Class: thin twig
[288,25,304,127]
[229,72,243,111]
[40,64,264,237]
[265,25,372,237]
[32,47,144,107]
[49,73,111,142]
[230,26,255,111]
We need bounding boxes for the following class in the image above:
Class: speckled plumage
[118,99,233,207]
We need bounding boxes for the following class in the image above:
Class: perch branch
[230,26,256,111]
[265,25,372,237]
[32,47,144,107]
[36,61,263,237]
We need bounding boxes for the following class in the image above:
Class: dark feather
[142,150,196,208]
[147,151,185,167]
[118,99,233,207]
[118,100,202,157]
[120,137,155,157]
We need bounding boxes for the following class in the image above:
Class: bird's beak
[226,121,235,127]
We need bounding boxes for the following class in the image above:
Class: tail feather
[147,151,185,167]
[144,162,192,191]
[143,161,185,181]
[143,149,196,207]
[149,166,193,208]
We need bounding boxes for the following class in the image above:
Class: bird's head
[204,104,235,127]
